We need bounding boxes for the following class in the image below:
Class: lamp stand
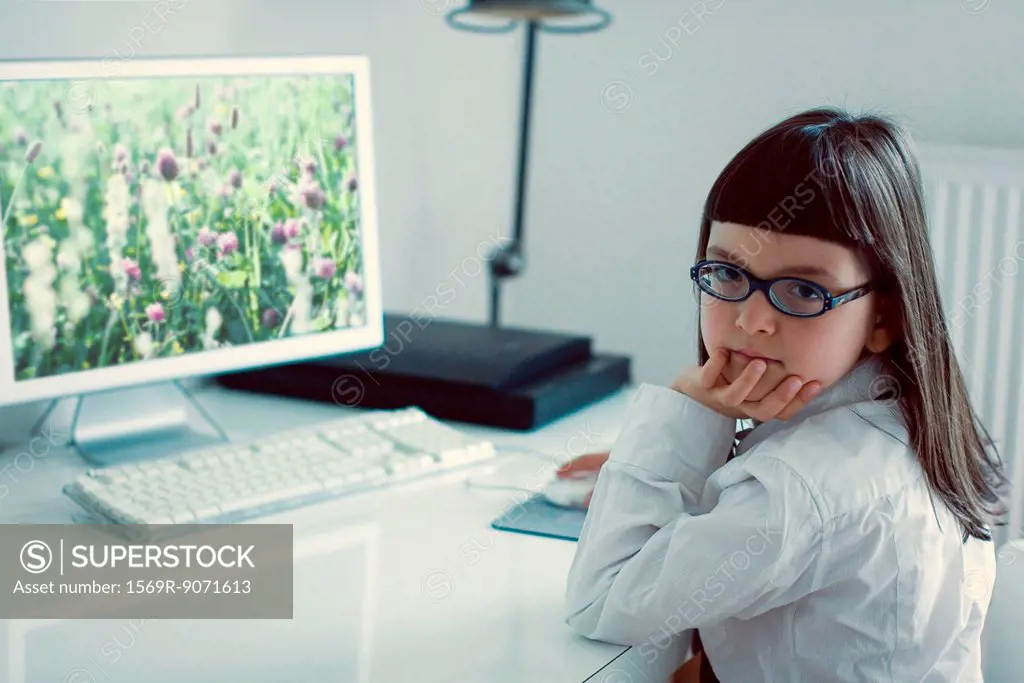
[488,20,539,328]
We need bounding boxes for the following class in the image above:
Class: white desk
[0,381,691,683]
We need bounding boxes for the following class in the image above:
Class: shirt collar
[735,353,893,456]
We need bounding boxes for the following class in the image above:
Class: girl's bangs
[703,126,876,248]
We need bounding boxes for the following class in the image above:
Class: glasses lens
[698,263,748,300]
[770,279,826,316]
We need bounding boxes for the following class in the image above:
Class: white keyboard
[64,407,496,532]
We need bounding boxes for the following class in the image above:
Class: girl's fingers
[699,349,729,389]
[775,381,822,421]
[746,375,804,421]
[719,359,767,406]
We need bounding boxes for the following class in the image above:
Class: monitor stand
[48,381,229,468]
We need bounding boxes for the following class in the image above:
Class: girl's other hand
[555,451,609,479]
[671,349,822,422]
[553,451,609,508]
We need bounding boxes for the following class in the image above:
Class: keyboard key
[189,504,223,520]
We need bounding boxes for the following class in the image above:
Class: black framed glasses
[690,260,873,318]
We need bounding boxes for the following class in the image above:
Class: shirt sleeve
[563,383,824,646]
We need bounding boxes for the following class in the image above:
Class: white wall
[1,0,1022,436]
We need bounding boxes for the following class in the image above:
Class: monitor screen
[0,56,383,406]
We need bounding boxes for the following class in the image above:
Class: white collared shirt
[564,356,995,682]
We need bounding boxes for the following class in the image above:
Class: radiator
[916,144,1024,548]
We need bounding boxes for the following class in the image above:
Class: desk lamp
[445,0,612,327]
[334,0,628,429]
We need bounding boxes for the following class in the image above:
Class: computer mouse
[542,473,598,509]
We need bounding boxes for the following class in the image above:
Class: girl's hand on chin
[670,349,823,422]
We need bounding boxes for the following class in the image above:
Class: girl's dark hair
[695,106,1010,543]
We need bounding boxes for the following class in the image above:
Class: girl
[562,107,1010,682]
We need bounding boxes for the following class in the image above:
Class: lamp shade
[445,0,611,33]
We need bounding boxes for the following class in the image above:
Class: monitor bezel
[0,55,384,407]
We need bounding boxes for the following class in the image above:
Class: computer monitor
[0,55,384,463]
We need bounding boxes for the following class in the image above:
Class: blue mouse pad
[490,494,587,542]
